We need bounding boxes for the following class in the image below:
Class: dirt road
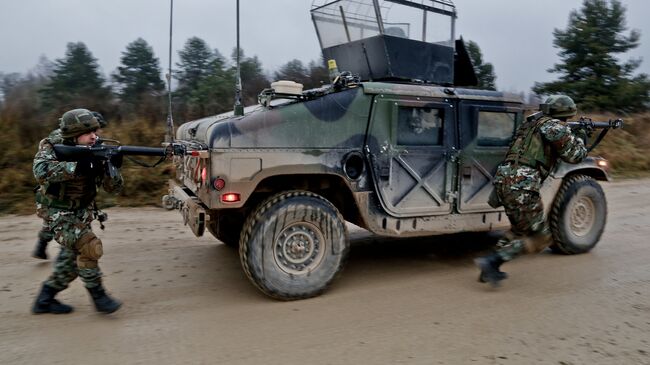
[1,179,649,364]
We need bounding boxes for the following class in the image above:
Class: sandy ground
[1,179,649,365]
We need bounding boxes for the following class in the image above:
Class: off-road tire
[549,174,607,254]
[239,191,349,300]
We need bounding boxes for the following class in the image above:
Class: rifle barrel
[117,145,167,156]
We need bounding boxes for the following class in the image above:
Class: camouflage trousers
[39,207,103,290]
[494,184,553,261]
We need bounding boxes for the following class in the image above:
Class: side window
[477,111,516,146]
[397,107,443,146]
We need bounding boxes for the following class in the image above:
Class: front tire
[549,175,607,254]
[239,191,349,300]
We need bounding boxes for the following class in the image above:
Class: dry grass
[588,112,650,177]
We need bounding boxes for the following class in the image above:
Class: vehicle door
[366,95,456,217]
[456,101,522,213]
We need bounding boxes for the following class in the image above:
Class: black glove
[109,153,123,169]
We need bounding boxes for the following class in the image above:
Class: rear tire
[549,175,607,254]
[239,191,349,300]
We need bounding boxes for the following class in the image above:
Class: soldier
[32,112,106,260]
[475,95,590,287]
[32,109,123,314]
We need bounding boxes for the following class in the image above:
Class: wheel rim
[569,195,596,237]
[274,222,326,275]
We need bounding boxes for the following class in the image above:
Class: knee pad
[75,232,103,269]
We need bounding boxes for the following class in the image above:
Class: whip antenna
[233,0,244,116]
[165,0,175,142]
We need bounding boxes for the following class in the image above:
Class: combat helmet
[541,95,577,119]
[91,111,107,128]
[59,109,100,138]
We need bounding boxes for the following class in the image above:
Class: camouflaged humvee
[163,0,610,300]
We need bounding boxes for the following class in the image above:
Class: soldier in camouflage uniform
[32,112,106,260]
[32,109,123,314]
[475,95,589,287]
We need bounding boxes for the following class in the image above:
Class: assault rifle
[567,116,624,152]
[53,143,170,179]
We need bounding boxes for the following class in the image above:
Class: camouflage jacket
[494,117,587,191]
[33,132,123,209]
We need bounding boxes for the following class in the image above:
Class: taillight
[221,193,241,203]
[201,167,208,184]
[213,178,226,191]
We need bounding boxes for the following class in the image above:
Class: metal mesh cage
[311,0,456,48]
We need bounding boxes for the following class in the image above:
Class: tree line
[0,36,330,127]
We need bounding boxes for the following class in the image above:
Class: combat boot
[32,284,74,314]
[87,285,122,314]
[32,238,49,260]
[474,253,508,287]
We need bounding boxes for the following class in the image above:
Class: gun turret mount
[311,0,476,86]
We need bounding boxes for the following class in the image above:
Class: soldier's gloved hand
[110,154,123,169]
[75,156,96,176]
[574,127,589,144]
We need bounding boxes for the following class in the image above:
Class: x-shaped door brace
[462,157,494,203]
[391,155,446,207]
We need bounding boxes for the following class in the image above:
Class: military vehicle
[163,0,612,300]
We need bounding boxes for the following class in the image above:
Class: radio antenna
[165,0,175,142]
[233,0,244,116]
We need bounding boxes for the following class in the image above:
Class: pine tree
[239,55,269,106]
[113,38,165,104]
[40,42,111,116]
[176,37,215,98]
[228,48,269,107]
[466,40,496,90]
[533,0,650,112]
[306,58,329,89]
[274,59,311,87]
[187,55,234,119]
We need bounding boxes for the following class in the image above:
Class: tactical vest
[36,139,98,210]
[504,116,556,178]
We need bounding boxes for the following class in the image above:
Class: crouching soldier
[475,95,589,287]
[32,108,122,314]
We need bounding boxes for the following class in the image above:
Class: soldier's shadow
[337,229,506,288]
[349,229,503,262]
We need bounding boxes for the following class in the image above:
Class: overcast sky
[1,0,649,93]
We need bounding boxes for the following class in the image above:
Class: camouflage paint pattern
[169,81,606,239]
[34,134,123,290]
